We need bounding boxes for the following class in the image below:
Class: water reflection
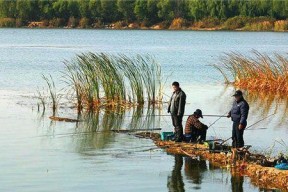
[184,157,207,189]
[73,106,160,152]
[231,170,244,192]
[167,155,185,192]
[168,155,248,192]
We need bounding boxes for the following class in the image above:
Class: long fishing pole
[123,114,227,118]
[208,111,229,138]
[220,113,276,145]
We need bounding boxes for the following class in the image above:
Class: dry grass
[214,51,288,95]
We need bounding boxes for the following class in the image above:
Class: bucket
[161,132,174,141]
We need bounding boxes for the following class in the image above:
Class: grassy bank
[1,16,288,31]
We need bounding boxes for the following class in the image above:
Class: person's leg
[191,128,197,142]
[200,129,207,141]
[171,115,176,128]
[234,122,244,148]
[174,116,183,142]
[232,122,238,148]
[237,129,245,148]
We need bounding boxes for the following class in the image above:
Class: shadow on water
[70,105,161,152]
[167,155,249,192]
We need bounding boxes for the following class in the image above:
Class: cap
[232,90,243,97]
[194,109,203,118]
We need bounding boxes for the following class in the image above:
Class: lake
[0,29,287,191]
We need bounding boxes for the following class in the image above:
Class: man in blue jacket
[227,90,250,148]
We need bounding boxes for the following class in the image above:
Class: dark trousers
[232,122,245,148]
[171,115,183,141]
[191,128,207,142]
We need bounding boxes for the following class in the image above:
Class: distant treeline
[0,0,287,30]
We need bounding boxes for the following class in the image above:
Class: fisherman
[168,82,186,142]
[184,109,208,143]
[227,90,250,148]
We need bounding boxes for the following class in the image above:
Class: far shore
[0,25,287,32]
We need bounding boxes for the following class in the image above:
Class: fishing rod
[208,112,229,129]
[220,113,276,145]
[123,114,227,118]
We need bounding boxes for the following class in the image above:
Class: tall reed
[63,53,162,112]
[43,75,61,115]
[214,51,288,95]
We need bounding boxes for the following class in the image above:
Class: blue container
[161,132,174,141]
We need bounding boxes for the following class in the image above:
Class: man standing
[168,82,186,142]
[184,109,208,143]
[227,90,250,148]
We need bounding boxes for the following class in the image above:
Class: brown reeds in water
[62,53,162,112]
[214,51,288,95]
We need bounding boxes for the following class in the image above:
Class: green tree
[117,0,136,22]
[52,0,69,19]
[100,0,119,22]
[16,0,39,21]
[188,0,208,21]
[157,0,175,21]
[89,0,101,19]
[0,0,16,18]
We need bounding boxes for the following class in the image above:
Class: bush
[246,21,274,31]
[78,18,90,28]
[49,18,65,28]
[0,18,16,27]
[92,19,103,28]
[223,16,250,30]
[193,17,221,28]
[113,21,127,29]
[274,20,288,31]
[169,18,187,30]
[15,18,23,27]
[67,17,79,28]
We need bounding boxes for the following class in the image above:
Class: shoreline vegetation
[1,16,288,32]
[214,51,288,95]
[0,0,287,31]
[38,53,163,115]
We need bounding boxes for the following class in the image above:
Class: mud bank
[135,132,288,191]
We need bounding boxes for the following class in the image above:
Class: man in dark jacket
[227,90,250,148]
[168,82,186,142]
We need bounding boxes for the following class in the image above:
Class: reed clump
[63,53,162,112]
[214,51,288,95]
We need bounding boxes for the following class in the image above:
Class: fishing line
[220,113,277,145]
[208,111,229,138]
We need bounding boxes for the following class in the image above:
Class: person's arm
[167,95,172,113]
[185,116,192,133]
[177,92,186,116]
[193,119,204,130]
[239,102,249,129]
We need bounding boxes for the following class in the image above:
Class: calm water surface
[0,29,287,191]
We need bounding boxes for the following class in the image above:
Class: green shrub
[193,17,221,28]
[67,17,79,28]
[78,18,90,28]
[223,16,250,30]
[0,18,16,27]
[49,18,65,28]
[114,21,127,29]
